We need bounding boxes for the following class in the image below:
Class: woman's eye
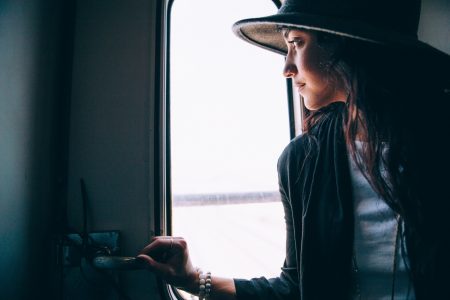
[288,39,304,48]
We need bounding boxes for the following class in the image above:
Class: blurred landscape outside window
[170,1,290,297]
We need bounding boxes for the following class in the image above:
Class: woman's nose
[283,57,297,78]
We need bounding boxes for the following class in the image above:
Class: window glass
[170,0,290,283]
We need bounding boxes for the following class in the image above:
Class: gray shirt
[350,143,415,300]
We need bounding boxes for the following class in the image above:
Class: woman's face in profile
[282,29,347,111]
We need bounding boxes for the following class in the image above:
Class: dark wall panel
[0,0,73,298]
[66,0,159,299]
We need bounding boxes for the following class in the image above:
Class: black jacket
[233,102,450,299]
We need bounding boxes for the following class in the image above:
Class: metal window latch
[91,256,147,270]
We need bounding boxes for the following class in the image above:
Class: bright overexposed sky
[170,0,291,195]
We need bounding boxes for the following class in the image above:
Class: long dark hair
[303,30,450,288]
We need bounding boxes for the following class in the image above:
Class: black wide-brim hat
[232,0,449,62]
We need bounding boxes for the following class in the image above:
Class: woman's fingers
[136,254,168,275]
[139,236,187,265]
[140,236,183,255]
[137,236,196,290]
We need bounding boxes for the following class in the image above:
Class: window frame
[155,0,298,298]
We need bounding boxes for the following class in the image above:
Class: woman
[138,0,450,299]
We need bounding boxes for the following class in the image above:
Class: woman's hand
[137,236,198,293]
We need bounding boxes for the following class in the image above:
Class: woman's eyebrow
[283,28,308,40]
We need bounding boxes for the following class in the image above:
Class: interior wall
[419,0,450,54]
[0,0,73,299]
[65,0,159,299]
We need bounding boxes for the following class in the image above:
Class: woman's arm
[208,277,236,300]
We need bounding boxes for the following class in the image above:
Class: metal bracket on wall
[58,230,146,270]
[60,231,120,267]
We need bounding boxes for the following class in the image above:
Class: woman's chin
[303,99,345,111]
[303,99,321,111]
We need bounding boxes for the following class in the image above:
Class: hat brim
[232,12,449,60]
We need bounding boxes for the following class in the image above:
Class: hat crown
[278,0,421,38]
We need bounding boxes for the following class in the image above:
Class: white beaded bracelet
[197,268,211,300]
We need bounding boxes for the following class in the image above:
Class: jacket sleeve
[233,140,301,300]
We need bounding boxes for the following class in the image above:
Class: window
[169,0,290,296]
